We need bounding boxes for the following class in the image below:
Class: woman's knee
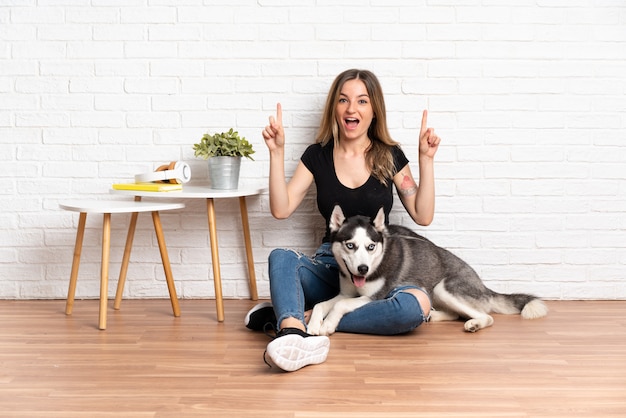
[392,291,430,333]
[269,247,301,265]
[402,288,431,316]
[268,248,307,286]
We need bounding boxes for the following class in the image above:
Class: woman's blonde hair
[315,69,399,186]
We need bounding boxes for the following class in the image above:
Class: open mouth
[351,274,366,288]
[344,117,359,130]
[342,258,367,287]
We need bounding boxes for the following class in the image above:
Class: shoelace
[262,322,277,368]
[263,350,272,368]
[262,322,277,339]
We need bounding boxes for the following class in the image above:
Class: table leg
[66,212,87,315]
[99,213,112,330]
[152,210,181,317]
[206,198,224,322]
[239,196,258,301]
[114,212,138,310]
[114,196,141,310]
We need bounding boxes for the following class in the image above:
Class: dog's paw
[307,322,321,335]
[464,319,480,332]
[307,318,322,335]
[464,315,493,332]
[307,311,324,335]
[317,311,341,336]
[319,320,337,336]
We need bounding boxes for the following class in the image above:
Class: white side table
[59,199,185,330]
[111,185,267,322]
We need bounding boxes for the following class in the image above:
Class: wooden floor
[0,299,625,417]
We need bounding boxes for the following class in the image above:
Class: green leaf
[193,130,255,160]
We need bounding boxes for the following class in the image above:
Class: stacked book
[112,182,183,192]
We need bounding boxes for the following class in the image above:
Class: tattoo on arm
[399,175,418,196]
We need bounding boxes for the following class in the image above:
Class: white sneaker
[265,327,330,372]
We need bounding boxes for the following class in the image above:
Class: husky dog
[308,206,548,336]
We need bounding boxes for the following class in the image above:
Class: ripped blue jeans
[268,243,430,335]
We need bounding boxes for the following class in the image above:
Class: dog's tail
[492,293,548,319]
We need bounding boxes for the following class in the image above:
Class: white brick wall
[1,2,625,301]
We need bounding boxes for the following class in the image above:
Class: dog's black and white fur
[308,206,548,336]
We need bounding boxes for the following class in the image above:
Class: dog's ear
[329,205,345,232]
[372,207,385,232]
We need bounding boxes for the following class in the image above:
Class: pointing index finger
[276,102,283,124]
[420,109,428,136]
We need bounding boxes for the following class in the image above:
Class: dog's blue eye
[367,244,376,251]
[345,242,354,250]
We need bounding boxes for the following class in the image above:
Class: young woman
[246,69,441,372]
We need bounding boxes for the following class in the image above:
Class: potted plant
[193,128,255,190]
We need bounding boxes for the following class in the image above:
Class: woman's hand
[262,103,285,152]
[419,110,440,159]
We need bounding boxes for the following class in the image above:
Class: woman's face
[335,78,375,142]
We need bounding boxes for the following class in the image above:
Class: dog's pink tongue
[353,275,366,288]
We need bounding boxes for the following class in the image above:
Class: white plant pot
[208,156,241,190]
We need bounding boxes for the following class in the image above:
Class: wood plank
[0,300,625,417]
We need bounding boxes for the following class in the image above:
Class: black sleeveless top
[301,142,409,242]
